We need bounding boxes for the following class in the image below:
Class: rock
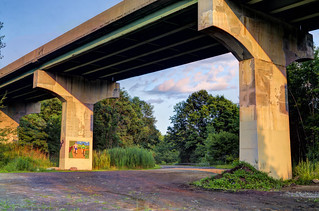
[312,179,319,184]
[46,167,59,171]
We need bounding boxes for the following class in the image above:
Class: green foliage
[0,95,11,143]
[18,114,49,152]
[193,162,284,191]
[294,159,319,183]
[93,150,111,170]
[205,129,239,164]
[0,22,5,59]
[287,47,319,163]
[0,143,52,172]
[153,135,179,164]
[93,147,155,169]
[94,90,160,150]
[166,90,239,163]
[18,98,62,155]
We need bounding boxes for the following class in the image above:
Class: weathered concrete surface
[0,102,40,142]
[33,70,119,170]
[198,0,314,179]
[0,169,318,210]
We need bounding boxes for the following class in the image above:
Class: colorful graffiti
[69,141,89,159]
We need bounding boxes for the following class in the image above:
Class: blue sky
[1,0,318,134]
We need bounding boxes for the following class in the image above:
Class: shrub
[193,162,284,191]
[205,131,239,164]
[153,139,179,164]
[294,159,319,183]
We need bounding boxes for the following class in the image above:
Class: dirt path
[0,168,318,210]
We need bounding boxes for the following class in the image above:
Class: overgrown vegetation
[294,160,319,184]
[193,162,285,191]
[93,147,155,170]
[0,143,52,172]
[287,47,319,164]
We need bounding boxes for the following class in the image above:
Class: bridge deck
[0,0,318,104]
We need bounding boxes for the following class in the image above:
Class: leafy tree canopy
[166,90,239,163]
[287,47,319,163]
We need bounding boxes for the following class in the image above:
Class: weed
[193,161,286,191]
[0,143,53,172]
[294,159,319,184]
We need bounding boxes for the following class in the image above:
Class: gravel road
[0,167,318,210]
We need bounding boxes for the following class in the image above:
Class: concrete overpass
[0,0,318,179]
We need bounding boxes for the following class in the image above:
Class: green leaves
[93,90,160,150]
[287,47,319,162]
[193,162,283,191]
[0,22,5,59]
[167,90,239,163]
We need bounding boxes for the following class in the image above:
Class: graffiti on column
[69,141,89,159]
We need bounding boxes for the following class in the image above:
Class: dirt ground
[0,167,319,210]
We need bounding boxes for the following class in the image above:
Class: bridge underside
[0,0,317,178]
[1,3,229,104]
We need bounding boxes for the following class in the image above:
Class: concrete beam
[0,102,41,142]
[33,70,119,170]
[198,0,314,65]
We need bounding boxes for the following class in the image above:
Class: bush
[294,159,319,183]
[93,147,155,170]
[193,162,284,191]
[205,131,239,164]
[153,139,179,164]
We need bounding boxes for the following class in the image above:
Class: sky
[1,0,318,134]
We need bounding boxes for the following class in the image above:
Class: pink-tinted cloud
[150,59,238,96]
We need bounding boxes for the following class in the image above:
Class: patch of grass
[0,143,53,172]
[294,159,319,184]
[211,164,233,169]
[193,161,287,191]
[93,147,155,170]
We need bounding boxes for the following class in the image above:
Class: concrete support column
[0,103,41,142]
[198,0,314,179]
[33,70,119,170]
[239,58,291,179]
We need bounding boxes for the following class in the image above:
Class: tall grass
[93,150,111,170]
[294,159,319,182]
[93,147,155,170]
[0,143,52,172]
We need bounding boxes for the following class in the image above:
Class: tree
[18,98,62,153]
[205,128,239,164]
[166,90,239,163]
[0,22,7,142]
[287,47,319,163]
[153,135,179,164]
[0,22,5,59]
[93,90,160,150]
